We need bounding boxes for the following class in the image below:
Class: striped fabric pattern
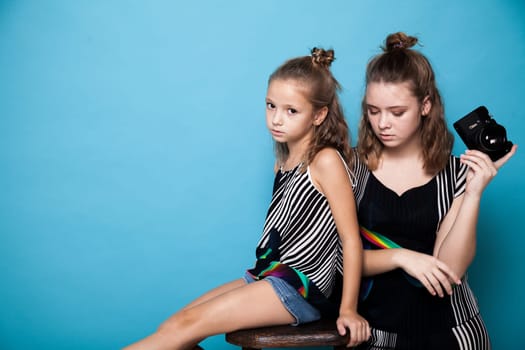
[452,312,491,350]
[367,328,398,349]
[254,163,342,297]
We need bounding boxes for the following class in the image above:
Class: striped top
[250,162,343,301]
[352,150,488,342]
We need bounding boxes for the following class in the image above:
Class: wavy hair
[357,32,453,175]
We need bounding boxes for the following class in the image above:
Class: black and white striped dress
[248,162,343,313]
[353,153,491,350]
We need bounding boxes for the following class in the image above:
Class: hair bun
[384,32,418,52]
[311,47,335,68]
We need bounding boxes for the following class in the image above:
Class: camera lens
[478,124,508,151]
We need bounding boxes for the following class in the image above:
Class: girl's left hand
[460,145,517,197]
[336,310,370,347]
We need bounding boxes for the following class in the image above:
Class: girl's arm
[362,248,460,297]
[310,148,369,347]
[434,146,517,278]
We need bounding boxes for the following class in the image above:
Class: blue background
[1,1,523,349]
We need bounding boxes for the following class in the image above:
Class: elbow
[449,249,476,280]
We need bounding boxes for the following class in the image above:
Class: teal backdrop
[1,1,524,349]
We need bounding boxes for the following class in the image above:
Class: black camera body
[453,106,513,161]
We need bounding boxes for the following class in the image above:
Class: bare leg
[124,279,247,350]
[181,279,247,310]
[180,279,248,349]
[123,280,294,350]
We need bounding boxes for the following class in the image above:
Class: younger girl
[123,48,369,350]
[353,32,516,349]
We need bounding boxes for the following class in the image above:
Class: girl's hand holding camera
[460,145,517,198]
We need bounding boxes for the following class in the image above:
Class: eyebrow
[366,104,407,109]
[265,99,299,109]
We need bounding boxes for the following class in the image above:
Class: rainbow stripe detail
[360,226,401,249]
[255,261,310,298]
[359,226,422,301]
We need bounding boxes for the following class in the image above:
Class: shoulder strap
[335,150,357,187]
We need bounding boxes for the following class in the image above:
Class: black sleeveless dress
[353,152,491,350]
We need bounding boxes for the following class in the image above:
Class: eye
[266,102,275,110]
[367,107,379,116]
[392,110,406,117]
[287,108,298,115]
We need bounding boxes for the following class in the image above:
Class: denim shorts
[243,272,321,325]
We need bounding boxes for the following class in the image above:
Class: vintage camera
[453,106,513,161]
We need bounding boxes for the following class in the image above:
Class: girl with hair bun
[123,48,370,350]
[353,32,517,349]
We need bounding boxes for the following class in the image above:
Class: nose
[271,109,284,126]
[377,112,391,129]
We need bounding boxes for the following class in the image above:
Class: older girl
[353,32,516,349]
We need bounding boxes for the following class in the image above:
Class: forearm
[437,147,517,277]
[339,239,362,313]
[362,248,404,277]
[435,193,480,277]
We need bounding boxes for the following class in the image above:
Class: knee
[157,308,200,334]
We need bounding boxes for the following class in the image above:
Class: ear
[313,106,329,126]
[421,95,432,116]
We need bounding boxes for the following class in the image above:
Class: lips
[379,133,394,141]
[271,129,284,137]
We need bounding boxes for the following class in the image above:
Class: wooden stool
[225,318,348,349]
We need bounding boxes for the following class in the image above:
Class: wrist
[338,308,356,318]
[463,191,483,202]
[339,301,357,314]
[391,248,406,269]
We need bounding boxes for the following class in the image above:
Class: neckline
[369,172,435,198]
[279,162,303,173]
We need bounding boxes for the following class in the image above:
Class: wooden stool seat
[225,318,348,349]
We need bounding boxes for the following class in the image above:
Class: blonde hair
[269,48,353,169]
[357,32,453,175]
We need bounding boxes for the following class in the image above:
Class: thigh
[170,279,296,336]
[182,278,246,310]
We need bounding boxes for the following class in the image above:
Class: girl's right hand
[394,248,461,297]
[493,144,517,169]
[336,310,370,347]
